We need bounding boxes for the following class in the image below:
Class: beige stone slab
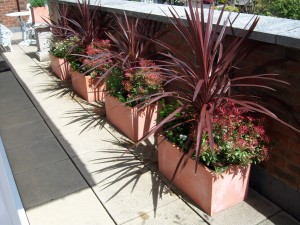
[73,150,178,224]
[57,126,118,157]
[6,138,68,174]
[44,104,106,136]
[15,159,88,209]
[0,107,42,131]
[73,145,142,187]
[122,199,206,225]
[0,96,33,115]
[34,94,83,120]
[26,188,115,225]
[92,169,178,224]
[258,211,300,225]
[187,189,280,225]
[0,120,53,150]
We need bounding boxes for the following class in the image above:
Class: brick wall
[256,46,300,191]
[0,0,29,28]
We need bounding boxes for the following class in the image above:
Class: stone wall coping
[58,0,300,49]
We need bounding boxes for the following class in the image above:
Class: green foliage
[254,0,300,20]
[29,0,47,7]
[106,59,162,107]
[224,5,239,12]
[49,36,80,59]
[160,101,271,172]
[68,39,112,77]
[106,68,127,103]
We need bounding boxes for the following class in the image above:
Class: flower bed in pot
[157,100,270,215]
[157,135,250,216]
[69,39,112,102]
[71,70,106,102]
[49,37,79,80]
[105,60,162,142]
[50,55,70,80]
[105,94,157,142]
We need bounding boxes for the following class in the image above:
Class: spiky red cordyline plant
[93,12,167,87]
[134,0,299,174]
[51,0,112,48]
[44,3,71,40]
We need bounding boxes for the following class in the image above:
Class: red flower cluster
[81,39,113,77]
[202,101,270,164]
[122,59,162,102]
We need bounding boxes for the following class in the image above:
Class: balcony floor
[0,32,299,225]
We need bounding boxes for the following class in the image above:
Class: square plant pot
[157,135,250,216]
[31,6,49,24]
[105,94,157,142]
[71,70,105,102]
[50,55,70,80]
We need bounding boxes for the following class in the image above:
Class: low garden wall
[53,0,300,219]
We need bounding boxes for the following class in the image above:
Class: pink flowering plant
[70,39,113,78]
[106,59,163,107]
[160,100,271,172]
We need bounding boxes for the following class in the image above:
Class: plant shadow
[87,137,170,217]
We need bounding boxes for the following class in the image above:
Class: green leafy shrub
[224,5,239,12]
[160,101,271,172]
[255,0,300,20]
[29,0,47,7]
[106,59,163,107]
[49,36,80,59]
[69,39,112,77]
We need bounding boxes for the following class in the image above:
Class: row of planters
[48,0,299,216]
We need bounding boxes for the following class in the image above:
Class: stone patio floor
[0,33,300,225]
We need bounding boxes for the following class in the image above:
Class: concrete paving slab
[0,96,33,115]
[73,149,184,224]
[0,107,42,131]
[92,169,179,225]
[187,189,281,225]
[14,159,88,209]
[0,120,54,150]
[73,146,143,187]
[259,211,300,225]
[34,94,83,120]
[0,71,27,99]
[6,138,68,175]
[122,199,207,225]
[57,127,118,157]
[26,188,115,225]
[43,104,105,136]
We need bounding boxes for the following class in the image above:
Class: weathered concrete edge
[57,0,300,49]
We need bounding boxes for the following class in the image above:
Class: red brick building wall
[0,0,29,28]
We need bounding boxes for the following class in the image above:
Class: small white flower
[179,134,187,140]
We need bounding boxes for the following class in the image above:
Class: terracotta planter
[50,55,70,80]
[157,135,250,216]
[105,94,157,142]
[70,70,106,102]
[31,6,50,24]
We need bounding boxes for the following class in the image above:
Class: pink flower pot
[50,55,70,80]
[105,94,157,142]
[70,70,106,102]
[31,7,49,24]
[157,135,250,216]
